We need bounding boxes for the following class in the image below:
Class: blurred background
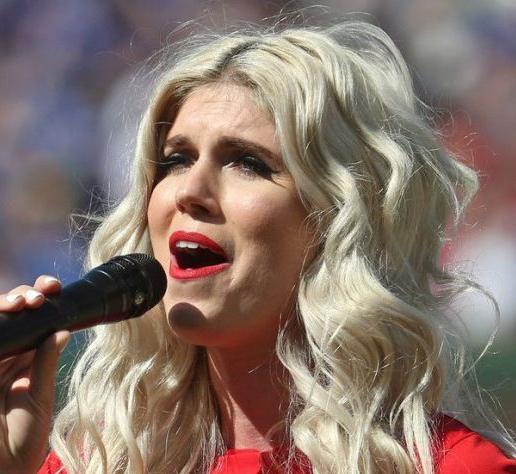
[1,0,515,428]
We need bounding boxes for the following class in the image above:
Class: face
[147,84,312,349]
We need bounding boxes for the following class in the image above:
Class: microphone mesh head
[102,254,168,311]
[128,253,167,305]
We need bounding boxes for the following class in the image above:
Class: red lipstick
[168,231,230,280]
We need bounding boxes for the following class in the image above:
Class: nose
[174,159,221,219]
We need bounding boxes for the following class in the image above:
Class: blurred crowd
[0,0,515,414]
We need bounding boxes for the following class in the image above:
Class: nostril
[175,197,213,218]
[174,173,221,218]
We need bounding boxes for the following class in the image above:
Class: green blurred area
[54,333,88,414]
[475,345,516,430]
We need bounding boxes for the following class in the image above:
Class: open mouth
[168,232,231,280]
[173,246,228,270]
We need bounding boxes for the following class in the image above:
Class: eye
[231,155,274,179]
[157,152,192,175]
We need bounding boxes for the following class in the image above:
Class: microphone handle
[0,279,127,360]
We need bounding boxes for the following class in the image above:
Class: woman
[1,20,515,473]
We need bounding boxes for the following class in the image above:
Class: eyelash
[233,155,274,178]
[157,153,190,174]
[157,153,275,179]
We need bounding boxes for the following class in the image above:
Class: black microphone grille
[102,254,168,309]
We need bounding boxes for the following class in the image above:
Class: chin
[165,301,219,345]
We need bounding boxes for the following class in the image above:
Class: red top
[37,416,516,473]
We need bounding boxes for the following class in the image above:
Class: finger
[29,330,71,408]
[0,292,26,311]
[10,367,31,391]
[0,349,34,380]
[1,284,34,309]
[1,280,57,311]
[34,275,62,295]
[4,284,37,296]
[6,285,45,309]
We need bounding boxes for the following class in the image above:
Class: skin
[148,84,313,449]
[0,277,70,474]
[0,83,313,472]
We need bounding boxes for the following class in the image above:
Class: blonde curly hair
[51,20,512,473]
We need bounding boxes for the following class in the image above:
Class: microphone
[0,253,167,360]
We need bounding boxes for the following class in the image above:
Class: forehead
[167,84,278,146]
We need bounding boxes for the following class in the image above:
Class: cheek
[228,194,275,234]
[238,198,309,329]
[147,185,175,249]
[230,191,310,272]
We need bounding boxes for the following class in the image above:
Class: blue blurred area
[1,0,515,426]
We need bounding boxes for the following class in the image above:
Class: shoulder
[434,415,516,474]
[36,451,66,474]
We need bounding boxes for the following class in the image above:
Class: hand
[0,276,70,474]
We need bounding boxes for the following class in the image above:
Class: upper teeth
[175,240,209,250]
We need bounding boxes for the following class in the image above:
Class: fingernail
[6,294,23,303]
[44,276,60,285]
[26,289,44,303]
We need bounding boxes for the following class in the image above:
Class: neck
[207,344,290,451]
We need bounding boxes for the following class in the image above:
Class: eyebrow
[163,134,282,165]
[163,134,192,150]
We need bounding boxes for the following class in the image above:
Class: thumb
[29,331,71,408]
